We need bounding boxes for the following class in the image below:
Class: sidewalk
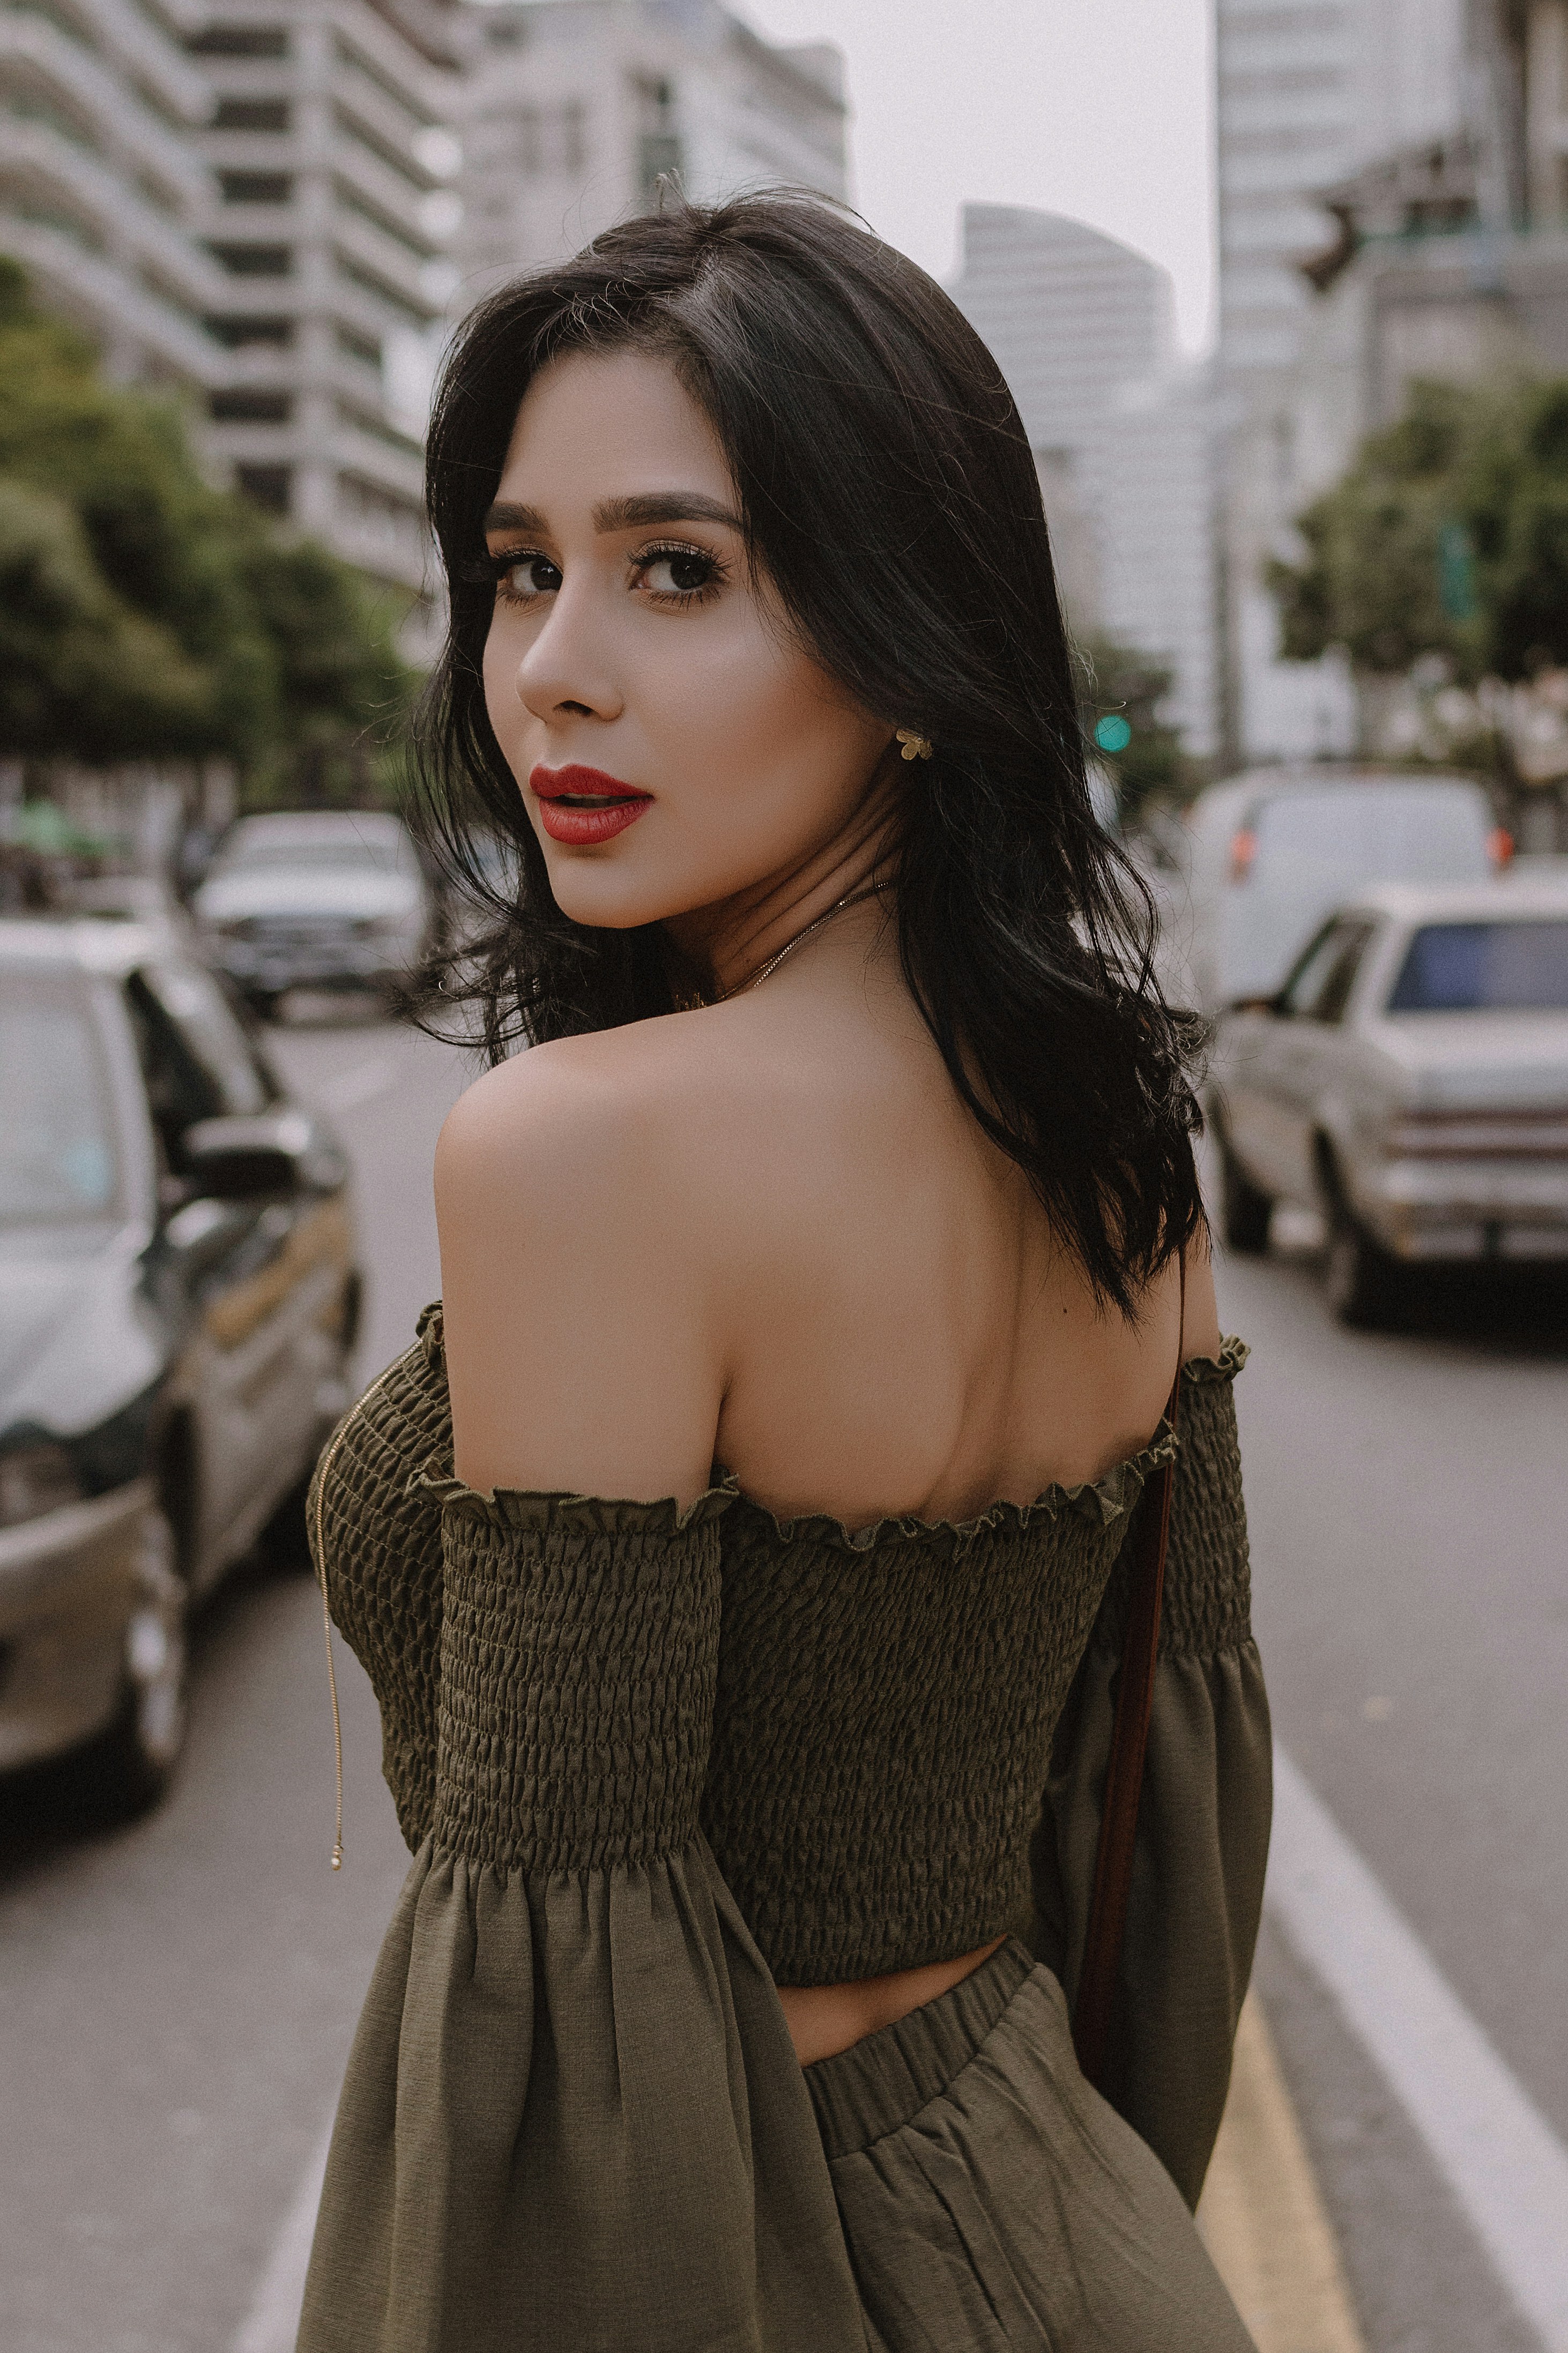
[1199,1991,1365,2353]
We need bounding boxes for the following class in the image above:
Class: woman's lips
[530,763,652,846]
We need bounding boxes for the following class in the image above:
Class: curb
[1198,1989,1365,2353]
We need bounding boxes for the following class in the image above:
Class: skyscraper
[951,204,1220,759]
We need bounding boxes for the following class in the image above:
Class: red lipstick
[530,764,652,846]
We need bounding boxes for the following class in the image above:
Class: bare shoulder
[433,1011,768,1506]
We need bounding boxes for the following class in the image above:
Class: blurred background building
[1215,0,1568,785]
[191,0,463,600]
[950,203,1221,759]
[456,0,846,296]
[0,0,227,389]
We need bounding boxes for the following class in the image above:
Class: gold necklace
[693,881,888,1007]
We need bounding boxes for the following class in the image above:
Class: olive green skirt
[805,1939,1253,2352]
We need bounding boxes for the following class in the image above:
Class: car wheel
[1324,1199,1403,1330]
[85,1507,189,1820]
[1219,1141,1272,1255]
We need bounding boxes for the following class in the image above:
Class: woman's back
[439,899,1221,1529]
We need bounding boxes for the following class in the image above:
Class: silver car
[1209,876,1568,1323]
[1,917,360,1814]
[194,811,432,1016]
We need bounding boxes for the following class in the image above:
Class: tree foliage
[0,259,417,782]
[1271,375,1568,683]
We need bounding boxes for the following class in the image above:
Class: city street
[1,1011,1564,2353]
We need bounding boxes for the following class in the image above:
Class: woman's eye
[640,549,717,598]
[496,553,561,602]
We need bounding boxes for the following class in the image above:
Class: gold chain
[311,1412,352,1871]
[701,881,888,1007]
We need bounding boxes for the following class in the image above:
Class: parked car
[1173,769,1507,1010]
[193,811,433,1016]
[0,917,361,1812]
[1208,875,1568,1323]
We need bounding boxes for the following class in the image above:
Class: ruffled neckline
[408,1304,1246,1553]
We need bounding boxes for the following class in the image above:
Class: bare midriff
[776,1935,1009,2068]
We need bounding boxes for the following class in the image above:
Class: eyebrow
[481,492,745,537]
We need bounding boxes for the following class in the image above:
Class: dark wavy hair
[413,190,1203,1313]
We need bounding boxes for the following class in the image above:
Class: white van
[1171,769,1506,1010]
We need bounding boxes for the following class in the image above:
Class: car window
[1252,787,1490,892]
[1279,917,1377,1021]
[1387,920,1568,1011]
[1279,922,1340,1016]
[0,973,120,1223]
[125,962,271,1150]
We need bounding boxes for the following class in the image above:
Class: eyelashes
[480,539,728,609]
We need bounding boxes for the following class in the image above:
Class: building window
[210,389,292,423]
[206,313,293,346]
[219,171,292,205]
[188,25,287,56]
[236,463,291,513]
[336,322,381,367]
[212,97,289,132]
[211,243,292,277]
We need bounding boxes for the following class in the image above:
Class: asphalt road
[1,1010,1564,2352]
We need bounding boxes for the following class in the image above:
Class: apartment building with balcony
[190,0,464,596]
[455,0,845,300]
[0,0,227,386]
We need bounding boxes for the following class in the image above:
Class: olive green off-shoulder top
[299,1305,1269,2353]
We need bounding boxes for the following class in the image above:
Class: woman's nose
[514,586,623,726]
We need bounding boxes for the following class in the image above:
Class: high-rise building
[950,204,1220,760]
[0,0,227,388]
[1215,0,1472,758]
[455,0,846,300]
[190,0,464,599]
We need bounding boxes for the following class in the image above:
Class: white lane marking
[319,1056,395,1113]
[231,2123,332,2353]
[1269,1748,1568,2350]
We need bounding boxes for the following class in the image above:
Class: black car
[0,916,361,1814]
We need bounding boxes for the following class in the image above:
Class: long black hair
[413,190,1204,1314]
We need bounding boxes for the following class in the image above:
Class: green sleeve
[1027,1343,1273,2209]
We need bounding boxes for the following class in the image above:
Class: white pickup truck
[1208,876,1568,1324]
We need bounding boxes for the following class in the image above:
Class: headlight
[0,1441,82,1528]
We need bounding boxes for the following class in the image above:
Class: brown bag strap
[1071,1247,1185,2090]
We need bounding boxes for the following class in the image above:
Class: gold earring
[896,728,933,761]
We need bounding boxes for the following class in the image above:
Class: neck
[663,766,900,1002]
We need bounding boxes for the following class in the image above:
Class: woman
[302,193,1269,2351]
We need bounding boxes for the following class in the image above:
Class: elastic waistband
[804,1936,1038,2160]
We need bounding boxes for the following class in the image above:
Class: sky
[745,0,1217,355]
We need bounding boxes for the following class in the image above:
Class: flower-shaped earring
[896,728,933,761]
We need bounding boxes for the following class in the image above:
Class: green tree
[1270,375,1568,684]
[0,258,416,788]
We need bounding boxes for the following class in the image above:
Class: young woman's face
[481,346,895,930]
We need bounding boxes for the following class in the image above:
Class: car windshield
[1253,786,1488,886]
[212,829,414,876]
[1387,920,1568,1011]
[0,975,120,1223]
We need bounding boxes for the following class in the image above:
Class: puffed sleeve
[1027,1341,1272,2210]
[299,1350,868,2352]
